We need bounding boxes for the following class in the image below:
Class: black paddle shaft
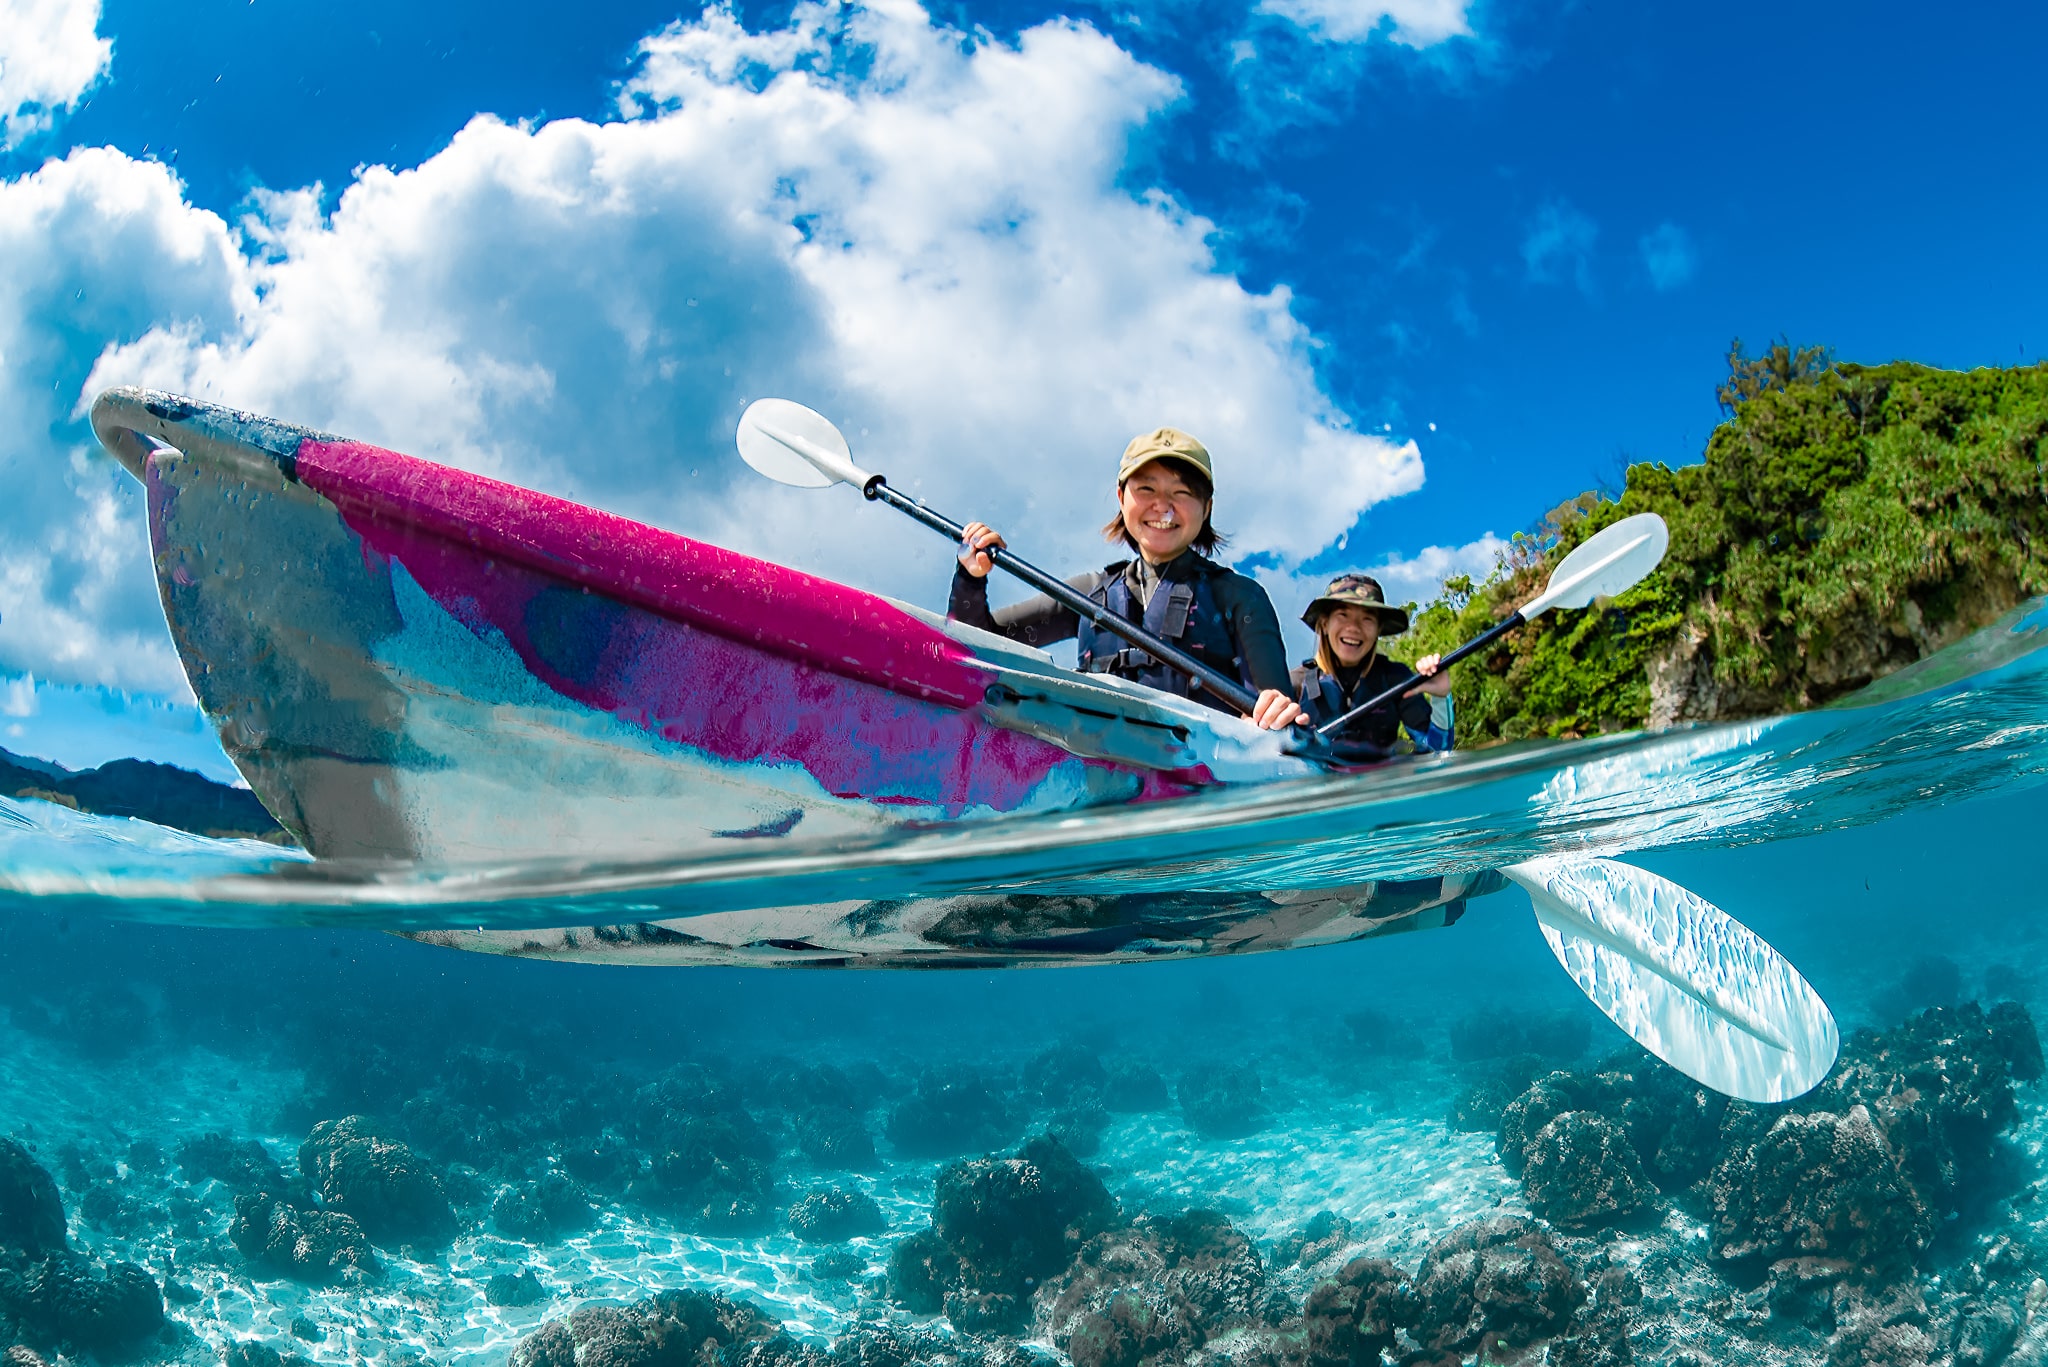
[1314,610,1525,739]
[861,476,1263,714]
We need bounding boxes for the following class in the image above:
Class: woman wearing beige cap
[948,428,1306,730]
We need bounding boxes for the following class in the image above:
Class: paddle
[736,398,1265,715]
[1503,857,1838,1102]
[1315,511,1670,739]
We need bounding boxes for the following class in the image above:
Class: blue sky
[0,0,2042,763]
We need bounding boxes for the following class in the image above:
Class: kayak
[80,385,1940,1097]
[91,388,1314,865]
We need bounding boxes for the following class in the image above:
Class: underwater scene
[2,589,2047,1367]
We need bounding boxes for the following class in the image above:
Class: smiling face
[1322,604,1380,668]
[1118,459,1210,564]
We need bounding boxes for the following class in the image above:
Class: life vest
[1295,660,1403,752]
[1075,557,1247,709]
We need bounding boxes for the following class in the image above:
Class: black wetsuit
[947,550,1292,713]
[1292,654,1453,757]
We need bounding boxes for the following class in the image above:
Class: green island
[1393,343,2048,744]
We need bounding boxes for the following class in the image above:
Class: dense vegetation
[1394,345,2048,745]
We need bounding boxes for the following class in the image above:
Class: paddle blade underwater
[1505,858,1839,1103]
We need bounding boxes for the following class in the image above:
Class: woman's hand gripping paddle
[736,398,1267,717]
[1316,512,1671,740]
[1503,858,1839,1102]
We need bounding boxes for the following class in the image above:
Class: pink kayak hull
[92,390,1298,863]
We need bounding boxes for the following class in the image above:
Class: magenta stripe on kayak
[292,438,988,709]
[340,508,1110,812]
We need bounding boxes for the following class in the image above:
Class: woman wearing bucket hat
[947,428,1305,730]
[1292,574,1453,757]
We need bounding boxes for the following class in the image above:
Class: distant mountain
[0,746,72,780]
[0,749,290,842]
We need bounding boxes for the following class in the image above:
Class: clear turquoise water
[3,602,2047,1366]
[5,598,2046,929]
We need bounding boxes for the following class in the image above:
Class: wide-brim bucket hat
[1302,573,1410,637]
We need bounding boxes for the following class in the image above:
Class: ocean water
[4,606,2048,1366]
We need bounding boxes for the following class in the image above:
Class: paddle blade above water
[1526,512,1670,615]
[1504,857,1839,1103]
[737,398,859,488]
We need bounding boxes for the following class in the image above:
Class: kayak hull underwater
[90,389,1311,865]
[397,872,1503,968]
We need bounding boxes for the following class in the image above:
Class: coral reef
[1518,1111,1658,1230]
[8,892,2048,1367]
[1273,1212,1355,1271]
[492,1174,598,1242]
[788,1189,887,1243]
[0,1144,65,1258]
[631,1068,780,1234]
[888,1134,1116,1332]
[3,1255,167,1359]
[509,1287,780,1367]
[1301,1256,1409,1367]
[299,1117,458,1248]
[1469,1000,2047,1364]
[0,1144,166,1361]
[485,1269,547,1307]
[230,1193,382,1284]
[1706,1002,2041,1281]
[1407,1216,1586,1358]
[177,1133,308,1204]
[1042,1210,1267,1367]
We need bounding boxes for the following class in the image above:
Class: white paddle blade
[737,398,866,488]
[1522,512,1669,617]
[1503,857,1838,1103]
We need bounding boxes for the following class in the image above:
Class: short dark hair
[1102,459,1227,555]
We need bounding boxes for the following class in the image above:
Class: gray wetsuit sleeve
[1217,573,1294,697]
[947,564,1100,649]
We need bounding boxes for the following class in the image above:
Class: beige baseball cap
[1118,428,1213,485]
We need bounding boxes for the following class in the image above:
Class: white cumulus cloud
[1256,531,1507,659]
[0,148,247,695]
[1359,532,1509,607]
[0,0,112,149]
[0,0,1439,699]
[78,0,1423,639]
